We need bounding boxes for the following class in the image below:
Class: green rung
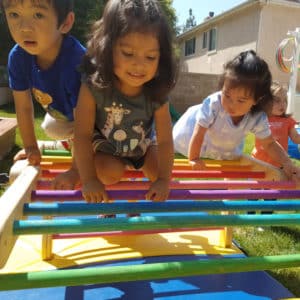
[42,149,71,156]
[1,254,300,290]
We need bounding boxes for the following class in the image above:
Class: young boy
[1,0,86,189]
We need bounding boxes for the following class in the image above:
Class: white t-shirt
[173,91,271,160]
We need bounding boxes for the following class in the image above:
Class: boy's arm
[13,90,40,165]
[74,83,98,183]
[188,123,207,169]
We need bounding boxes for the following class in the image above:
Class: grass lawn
[0,102,300,296]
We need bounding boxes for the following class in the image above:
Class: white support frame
[286,28,300,121]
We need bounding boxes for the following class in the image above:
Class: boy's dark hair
[0,0,73,27]
[83,0,177,104]
[219,50,272,114]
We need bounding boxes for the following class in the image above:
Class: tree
[0,11,14,65]
[71,0,107,45]
[71,0,177,43]
[158,0,177,35]
[182,8,197,33]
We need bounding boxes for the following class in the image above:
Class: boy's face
[4,0,65,63]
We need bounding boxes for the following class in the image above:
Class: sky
[172,0,247,27]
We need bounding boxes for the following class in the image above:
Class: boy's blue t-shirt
[8,35,86,121]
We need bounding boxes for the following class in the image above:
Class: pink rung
[111,180,294,189]
[41,169,265,179]
[41,160,253,172]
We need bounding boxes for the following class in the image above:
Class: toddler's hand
[281,162,300,183]
[82,179,109,203]
[189,159,206,170]
[145,178,170,202]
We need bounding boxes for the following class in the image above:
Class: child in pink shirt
[252,81,300,164]
[250,81,300,215]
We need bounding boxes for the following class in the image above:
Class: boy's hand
[26,147,41,166]
[82,179,109,203]
[189,159,206,170]
[14,147,41,166]
[145,178,170,202]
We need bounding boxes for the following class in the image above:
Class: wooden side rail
[0,117,17,160]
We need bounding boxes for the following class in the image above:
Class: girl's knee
[95,153,125,184]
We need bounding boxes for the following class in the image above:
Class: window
[185,37,196,56]
[202,31,207,49]
[208,28,217,51]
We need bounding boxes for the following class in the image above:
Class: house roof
[176,0,300,41]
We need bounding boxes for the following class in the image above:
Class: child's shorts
[92,131,155,170]
[41,113,74,140]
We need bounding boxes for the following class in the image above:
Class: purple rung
[31,189,300,201]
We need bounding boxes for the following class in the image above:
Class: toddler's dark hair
[0,0,73,27]
[270,80,291,118]
[83,0,177,104]
[219,50,272,114]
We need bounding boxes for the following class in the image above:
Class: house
[171,0,300,114]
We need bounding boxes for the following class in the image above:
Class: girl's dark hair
[83,0,177,104]
[0,0,73,27]
[219,50,272,114]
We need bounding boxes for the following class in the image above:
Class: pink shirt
[252,116,297,167]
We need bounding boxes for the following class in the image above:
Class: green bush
[0,65,9,87]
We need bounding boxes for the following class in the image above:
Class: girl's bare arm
[188,123,207,169]
[289,127,300,144]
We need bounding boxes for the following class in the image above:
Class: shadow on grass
[269,268,300,297]
[270,225,300,243]
[0,144,22,174]
[0,101,15,114]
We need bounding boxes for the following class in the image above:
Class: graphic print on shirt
[269,121,282,142]
[101,102,149,156]
[101,102,130,155]
[32,88,67,120]
[132,121,151,153]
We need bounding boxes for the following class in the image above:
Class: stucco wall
[257,4,300,89]
[177,1,300,92]
[179,6,260,75]
[169,72,220,114]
